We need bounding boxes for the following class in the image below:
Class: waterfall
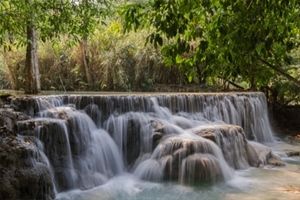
[19,106,124,192]
[16,92,276,193]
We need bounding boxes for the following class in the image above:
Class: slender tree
[24,0,40,94]
[0,0,112,94]
[73,0,111,86]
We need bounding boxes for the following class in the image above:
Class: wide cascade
[16,92,276,194]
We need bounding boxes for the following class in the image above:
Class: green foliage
[120,0,300,90]
[269,47,300,105]
[0,47,26,90]
[1,21,179,92]
[0,0,113,47]
[89,22,171,91]
[0,54,8,89]
[1,0,299,102]
[0,0,114,94]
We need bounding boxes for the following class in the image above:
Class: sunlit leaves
[0,0,113,48]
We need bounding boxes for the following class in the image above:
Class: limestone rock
[248,141,285,167]
[0,136,55,200]
[192,124,260,169]
[145,134,233,185]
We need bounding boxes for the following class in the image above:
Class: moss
[0,92,13,98]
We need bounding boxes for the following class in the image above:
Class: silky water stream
[17,92,300,200]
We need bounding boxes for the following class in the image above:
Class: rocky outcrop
[133,133,234,185]
[161,136,222,183]
[0,94,55,199]
[0,101,30,138]
[17,106,124,192]
[133,124,285,185]
[0,136,55,200]
[248,141,286,167]
[192,124,260,168]
[193,125,286,168]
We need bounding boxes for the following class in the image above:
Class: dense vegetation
[0,0,299,106]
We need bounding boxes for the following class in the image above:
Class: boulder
[0,136,55,200]
[192,124,260,169]
[145,134,234,185]
[0,107,30,137]
[248,141,286,167]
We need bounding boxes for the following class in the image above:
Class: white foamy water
[56,141,300,200]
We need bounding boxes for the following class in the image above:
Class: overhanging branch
[257,57,300,87]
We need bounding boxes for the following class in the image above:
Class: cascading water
[19,106,124,193]
[15,92,300,200]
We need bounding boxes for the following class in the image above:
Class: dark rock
[152,132,163,148]
[0,95,31,137]
[273,105,300,134]
[10,97,38,117]
[0,136,55,200]
[285,150,300,157]
[0,96,54,199]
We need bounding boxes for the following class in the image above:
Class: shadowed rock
[0,136,55,200]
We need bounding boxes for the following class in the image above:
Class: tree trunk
[82,38,93,84]
[24,0,40,94]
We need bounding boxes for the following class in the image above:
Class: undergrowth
[0,21,188,92]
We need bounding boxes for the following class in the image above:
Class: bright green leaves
[120,0,300,89]
[120,0,206,82]
[0,0,31,48]
[0,0,113,48]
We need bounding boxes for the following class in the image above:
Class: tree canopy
[0,0,299,102]
[121,0,300,89]
[0,0,111,45]
[0,0,112,94]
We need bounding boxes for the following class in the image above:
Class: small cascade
[133,133,234,185]
[154,93,275,143]
[15,92,277,195]
[18,106,124,193]
[192,124,260,169]
[104,112,154,166]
